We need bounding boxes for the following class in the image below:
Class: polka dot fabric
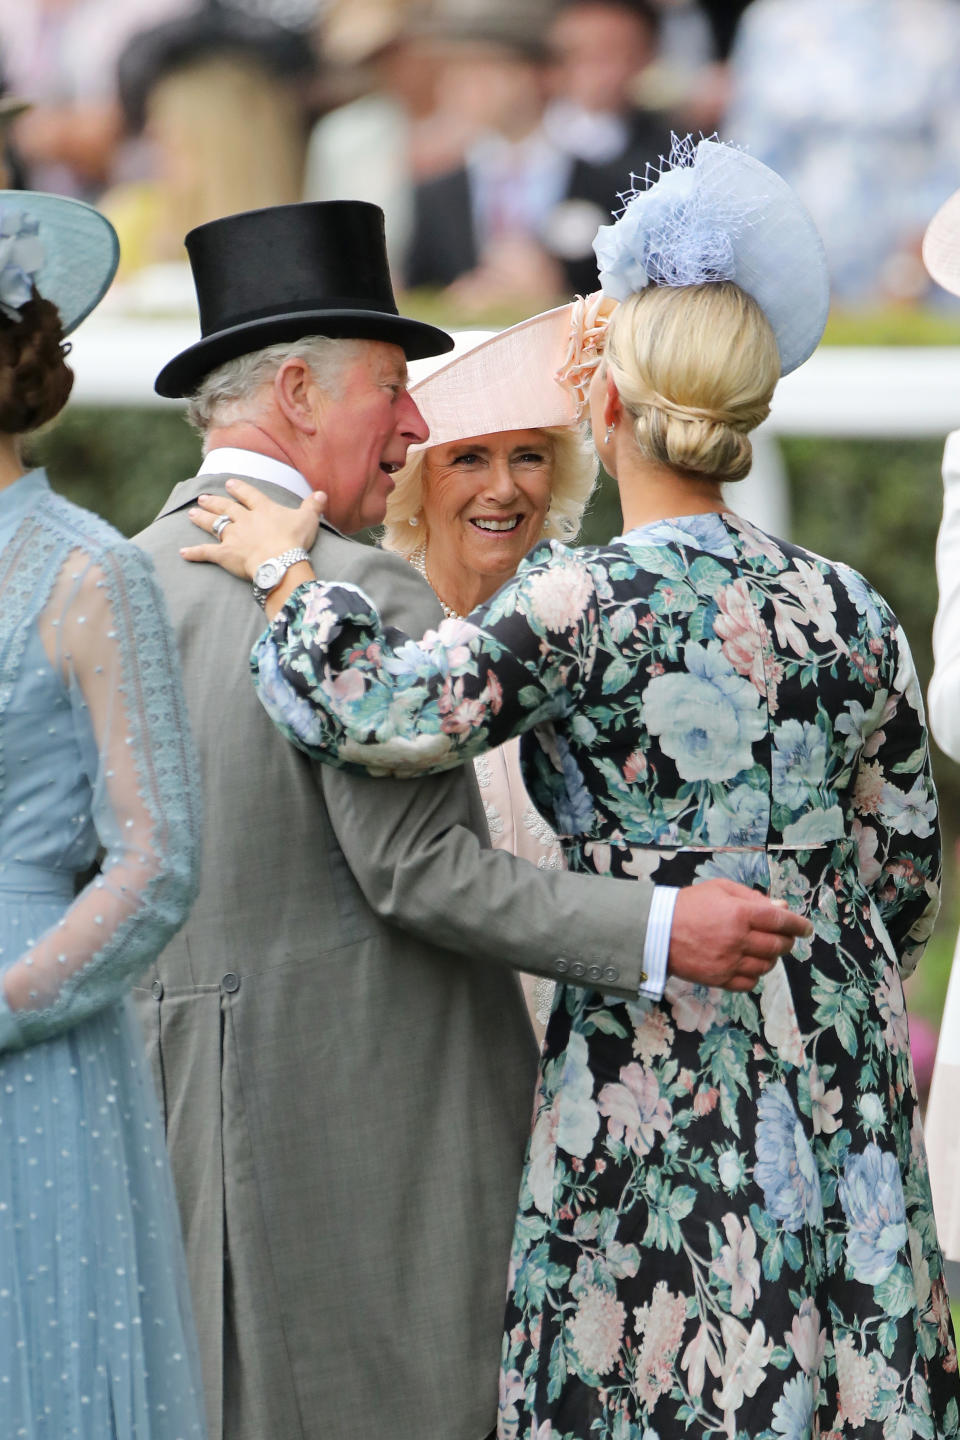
[0,471,205,1438]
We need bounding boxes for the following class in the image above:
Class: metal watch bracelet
[252,547,311,608]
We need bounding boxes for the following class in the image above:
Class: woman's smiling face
[421,428,555,595]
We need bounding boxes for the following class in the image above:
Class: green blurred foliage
[783,435,943,687]
[25,406,200,539]
[399,288,960,347]
[822,308,960,347]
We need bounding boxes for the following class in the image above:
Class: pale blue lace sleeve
[0,540,200,1051]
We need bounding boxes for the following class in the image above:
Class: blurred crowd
[3,0,960,314]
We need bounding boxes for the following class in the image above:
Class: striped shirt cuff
[639,885,678,1000]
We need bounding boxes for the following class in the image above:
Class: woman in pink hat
[379,302,606,1036]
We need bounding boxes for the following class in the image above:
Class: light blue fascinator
[0,191,119,334]
[593,135,830,375]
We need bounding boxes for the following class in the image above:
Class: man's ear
[274,357,317,435]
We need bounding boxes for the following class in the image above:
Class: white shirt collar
[197,446,313,500]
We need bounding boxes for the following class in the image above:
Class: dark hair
[0,293,74,434]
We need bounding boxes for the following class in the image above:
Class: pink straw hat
[406,295,616,449]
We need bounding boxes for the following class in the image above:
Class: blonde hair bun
[604,281,780,484]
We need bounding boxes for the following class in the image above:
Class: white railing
[68,315,960,437]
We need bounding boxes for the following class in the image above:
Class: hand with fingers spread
[181,476,326,580]
[668,879,812,992]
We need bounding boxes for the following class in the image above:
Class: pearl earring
[408,511,421,527]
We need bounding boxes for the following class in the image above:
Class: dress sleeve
[251,541,599,776]
[0,542,201,1051]
[927,430,960,760]
[851,619,940,980]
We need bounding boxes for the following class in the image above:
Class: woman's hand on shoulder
[180,477,326,579]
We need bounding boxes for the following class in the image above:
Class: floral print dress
[251,510,957,1439]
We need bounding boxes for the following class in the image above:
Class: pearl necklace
[409,541,464,619]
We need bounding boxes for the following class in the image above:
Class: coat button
[555,958,569,974]
[603,966,619,982]
[221,973,241,994]
[570,961,586,978]
[588,965,603,982]
[151,979,163,1000]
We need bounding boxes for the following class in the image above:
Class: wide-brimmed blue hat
[592,135,830,375]
[0,190,119,334]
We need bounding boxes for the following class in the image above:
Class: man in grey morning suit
[133,201,810,1440]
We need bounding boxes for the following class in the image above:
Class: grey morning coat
[133,474,654,1440]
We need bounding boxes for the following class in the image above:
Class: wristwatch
[252,547,311,608]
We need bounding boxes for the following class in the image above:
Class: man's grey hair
[186,335,367,438]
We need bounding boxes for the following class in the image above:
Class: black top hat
[154,200,453,398]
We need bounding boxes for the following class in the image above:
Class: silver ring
[212,515,233,541]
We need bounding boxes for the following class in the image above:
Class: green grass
[398,290,960,349]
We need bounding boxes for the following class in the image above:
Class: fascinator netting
[593,134,830,375]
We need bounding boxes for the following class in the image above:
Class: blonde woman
[185,137,954,1435]
[382,311,600,1035]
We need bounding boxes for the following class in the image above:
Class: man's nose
[398,391,429,445]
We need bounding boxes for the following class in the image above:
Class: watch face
[255,559,282,591]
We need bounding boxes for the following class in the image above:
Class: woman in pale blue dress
[0,195,206,1436]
